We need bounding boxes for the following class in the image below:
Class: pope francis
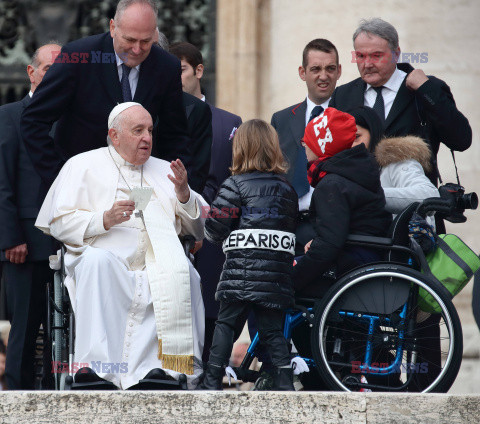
[36,102,205,389]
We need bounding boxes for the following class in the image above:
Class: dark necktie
[121,63,132,102]
[309,105,324,122]
[372,86,385,122]
[292,105,325,197]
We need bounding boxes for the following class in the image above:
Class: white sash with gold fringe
[143,200,194,375]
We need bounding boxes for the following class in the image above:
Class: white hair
[353,18,399,51]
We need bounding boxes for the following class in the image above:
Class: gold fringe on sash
[162,354,194,375]
[158,339,193,374]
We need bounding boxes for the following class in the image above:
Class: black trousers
[3,260,53,389]
[208,301,290,368]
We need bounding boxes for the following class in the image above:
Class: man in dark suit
[0,44,60,389]
[181,92,212,193]
[170,42,242,362]
[330,18,472,391]
[271,39,342,255]
[21,0,190,194]
[329,18,472,187]
[156,34,212,194]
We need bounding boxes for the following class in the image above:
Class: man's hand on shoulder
[5,243,28,264]
[406,69,429,91]
[168,159,190,203]
[103,200,135,230]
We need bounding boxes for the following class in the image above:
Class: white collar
[115,52,141,73]
[200,95,206,102]
[306,96,330,112]
[29,91,33,98]
[365,67,406,93]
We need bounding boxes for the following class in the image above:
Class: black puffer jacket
[293,144,392,289]
[204,172,298,309]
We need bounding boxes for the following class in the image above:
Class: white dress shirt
[115,53,141,98]
[364,67,407,119]
[305,96,331,126]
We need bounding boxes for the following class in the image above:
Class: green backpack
[417,234,480,313]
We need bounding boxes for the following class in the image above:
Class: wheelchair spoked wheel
[311,264,462,393]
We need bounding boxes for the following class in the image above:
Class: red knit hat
[303,107,357,159]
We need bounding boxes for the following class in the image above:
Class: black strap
[414,94,443,184]
[450,150,461,186]
[436,236,474,280]
[410,238,434,277]
[414,93,465,187]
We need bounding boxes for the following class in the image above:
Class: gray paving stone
[1,392,480,424]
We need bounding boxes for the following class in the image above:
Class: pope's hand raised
[103,200,135,230]
[168,159,190,203]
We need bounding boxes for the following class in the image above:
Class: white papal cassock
[36,145,205,389]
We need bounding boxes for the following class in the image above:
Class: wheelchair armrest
[346,234,393,247]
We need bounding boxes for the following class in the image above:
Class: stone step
[1,391,479,424]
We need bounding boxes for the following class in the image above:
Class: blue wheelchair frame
[238,300,408,382]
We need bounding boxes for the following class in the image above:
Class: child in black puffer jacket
[200,119,298,390]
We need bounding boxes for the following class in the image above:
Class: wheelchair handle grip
[416,197,453,217]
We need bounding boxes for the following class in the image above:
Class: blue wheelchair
[233,200,464,393]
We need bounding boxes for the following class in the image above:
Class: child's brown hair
[231,119,288,175]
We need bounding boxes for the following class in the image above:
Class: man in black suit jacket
[329,18,472,187]
[181,92,212,193]
[170,42,242,362]
[271,39,342,255]
[156,34,212,194]
[330,18,472,390]
[0,44,60,389]
[21,0,190,194]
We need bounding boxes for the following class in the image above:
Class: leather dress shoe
[142,368,174,381]
[74,367,106,383]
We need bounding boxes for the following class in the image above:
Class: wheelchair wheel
[311,264,462,393]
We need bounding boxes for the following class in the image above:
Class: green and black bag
[415,234,480,313]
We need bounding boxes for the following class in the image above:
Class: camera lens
[462,192,478,210]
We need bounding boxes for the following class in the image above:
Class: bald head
[110,0,158,68]
[28,43,61,93]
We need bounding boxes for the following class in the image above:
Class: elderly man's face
[354,32,399,87]
[111,106,153,166]
[27,44,61,93]
[110,3,157,68]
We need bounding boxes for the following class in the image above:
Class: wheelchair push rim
[312,265,462,393]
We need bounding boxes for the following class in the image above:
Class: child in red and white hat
[293,108,392,296]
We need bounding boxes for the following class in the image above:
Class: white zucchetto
[108,102,142,129]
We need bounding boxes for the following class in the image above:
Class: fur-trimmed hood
[374,136,432,173]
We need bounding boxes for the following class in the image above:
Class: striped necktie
[121,63,132,102]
